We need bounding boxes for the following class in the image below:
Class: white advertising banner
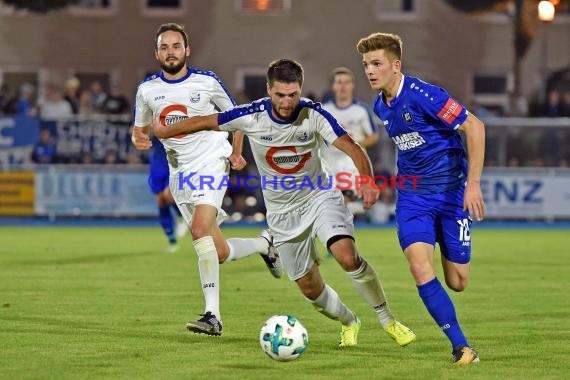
[482,168,570,219]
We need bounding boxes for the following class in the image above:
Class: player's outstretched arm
[458,113,486,221]
[131,125,152,150]
[152,114,220,139]
[333,134,379,209]
[229,131,247,170]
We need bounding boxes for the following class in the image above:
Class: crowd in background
[2,77,570,221]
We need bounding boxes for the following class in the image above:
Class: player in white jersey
[323,67,379,185]
[152,59,416,348]
[131,23,282,336]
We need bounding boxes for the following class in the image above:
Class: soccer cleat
[166,243,180,254]
[186,312,223,336]
[383,320,416,347]
[452,346,480,365]
[339,316,361,347]
[259,229,283,279]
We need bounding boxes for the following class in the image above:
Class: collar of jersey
[265,99,301,125]
[382,74,406,108]
[158,66,194,84]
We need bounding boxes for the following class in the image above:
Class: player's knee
[446,277,468,292]
[190,224,210,240]
[408,261,434,284]
[336,253,360,272]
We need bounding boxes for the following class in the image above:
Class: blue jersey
[149,136,169,174]
[373,75,468,193]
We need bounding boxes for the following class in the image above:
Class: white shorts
[267,190,354,280]
[169,157,229,226]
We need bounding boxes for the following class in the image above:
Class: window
[235,68,267,101]
[146,0,180,7]
[237,0,291,15]
[472,72,513,115]
[376,0,416,20]
[473,74,510,95]
[141,0,186,16]
[68,0,117,16]
[0,70,41,115]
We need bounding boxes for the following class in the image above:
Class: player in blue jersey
[148,135,186,253]
[356,33,485,365]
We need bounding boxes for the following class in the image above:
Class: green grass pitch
[1,226,569,379]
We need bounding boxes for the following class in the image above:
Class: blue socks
[158,205,176,244]
[417,277,468,350]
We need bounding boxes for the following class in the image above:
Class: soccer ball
[259,314,308,361]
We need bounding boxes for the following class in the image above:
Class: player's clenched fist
[131,127,152,150]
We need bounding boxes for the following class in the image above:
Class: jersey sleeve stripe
[309,101,347,137]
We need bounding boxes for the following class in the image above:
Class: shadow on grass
[10,250,158,267]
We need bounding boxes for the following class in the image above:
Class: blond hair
[356,33,403,60]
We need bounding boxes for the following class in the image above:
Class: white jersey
[322,100,377,176]
[218,98,347,213]
[134,67,235,175]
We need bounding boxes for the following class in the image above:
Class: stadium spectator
[89,81,108,113]
[39,84,73,120]
[64,77,82,114]
[152,58,417,349]
[103,86,130,114]
[4,83,36,116]
[78,90,95,115]
[544,90,562,117]
[131,23,282,336]
[357,32,485,365]
[31,128,57,164]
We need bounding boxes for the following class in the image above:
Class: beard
[160,59,186,75]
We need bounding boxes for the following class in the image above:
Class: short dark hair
[155,23,189,50]
[267,59,304,87]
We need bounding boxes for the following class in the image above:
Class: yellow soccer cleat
[452,346,480,365]
[339,317,361,347]
[384,320,416,347]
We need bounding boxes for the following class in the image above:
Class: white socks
[225,237,269,262]
[193,236,220,319]
[347,260,394,328]
[308,284,356,326]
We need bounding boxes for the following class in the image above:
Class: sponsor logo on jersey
[295,130,309,142]
[392,132,426,151]
[154,95,165,101]
[265,146,312,174]
[261,135,273,141]
[437,97,463,125]
[189,92,200,103]
[159,104,189,139]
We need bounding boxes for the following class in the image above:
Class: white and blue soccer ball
[259,314,308,361]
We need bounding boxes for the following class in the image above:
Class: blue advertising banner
[0,116,40,165]
[34,165,156,217]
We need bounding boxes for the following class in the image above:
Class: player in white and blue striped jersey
[153,59,416,348]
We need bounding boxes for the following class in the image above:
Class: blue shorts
[396,188,472,264]
[148,148,170,194]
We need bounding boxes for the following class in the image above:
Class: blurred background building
[1,0,569,222]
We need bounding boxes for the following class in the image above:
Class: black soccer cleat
[186,312,223,336]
